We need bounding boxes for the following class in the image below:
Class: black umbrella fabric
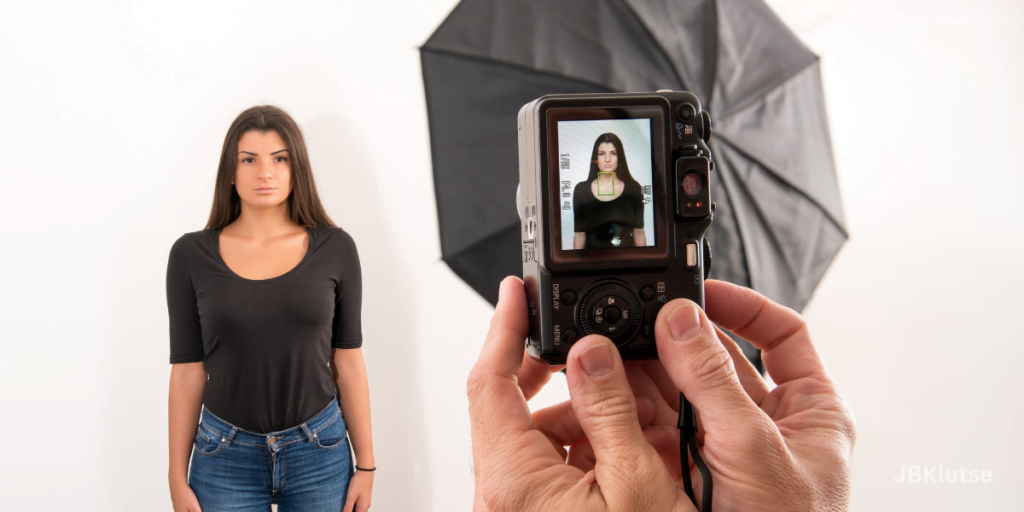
[422,0,847,335]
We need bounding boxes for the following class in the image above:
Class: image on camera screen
[557,118,655,251]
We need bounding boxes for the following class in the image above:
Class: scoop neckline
[213,226,313,283]
[591,180,627,202]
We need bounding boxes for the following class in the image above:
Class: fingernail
[668,304,702,342]
[579,343,614,377]
[498,278,508,301]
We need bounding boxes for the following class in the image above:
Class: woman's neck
[229,204,300,240]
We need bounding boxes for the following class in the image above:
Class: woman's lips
[254,187,276,194]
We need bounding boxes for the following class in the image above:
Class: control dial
[578,282,642,345]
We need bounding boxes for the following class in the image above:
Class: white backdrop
[0,0,1021,510]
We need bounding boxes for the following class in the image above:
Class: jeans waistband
[198,397,342,453]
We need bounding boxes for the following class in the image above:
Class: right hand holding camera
[468,277,856,511]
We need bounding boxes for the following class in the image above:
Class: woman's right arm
[168,362,206,512]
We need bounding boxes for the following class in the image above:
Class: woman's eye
[241,157,254,163]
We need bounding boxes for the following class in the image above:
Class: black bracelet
[355,465,376,472]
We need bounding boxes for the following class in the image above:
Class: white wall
[0,0,1021,510]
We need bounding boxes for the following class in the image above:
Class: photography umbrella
[421,0,847,367]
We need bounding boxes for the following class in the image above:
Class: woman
[167,106,374,512]
[572,133,646,249]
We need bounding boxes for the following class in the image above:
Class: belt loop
[223,427,238,446]
[301,423,316,442]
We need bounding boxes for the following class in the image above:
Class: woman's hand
[633,228,646,246]
[468,277,856,512]
[343,469,373,512]
[170,481,202,512]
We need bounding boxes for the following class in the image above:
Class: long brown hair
[586,132,638,187]
[205,105,336,230]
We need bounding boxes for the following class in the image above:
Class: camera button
[641,286,655,301]
[643,323,654,338]
[603,306,621,324]
[562,329,578,344]
[685,242,699,268]
[561,290,577,306]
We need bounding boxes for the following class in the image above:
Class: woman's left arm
[332,347,374,512]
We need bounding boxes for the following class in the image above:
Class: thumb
[565,336,677,509]
[655,299,763,434]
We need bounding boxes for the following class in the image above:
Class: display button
[561,290,577,305]
[641,286,655,301]
[562,329,578,344]
[643,323,654,338]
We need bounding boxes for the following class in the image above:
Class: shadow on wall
[304,114,431,511]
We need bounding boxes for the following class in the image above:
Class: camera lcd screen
[555,119,656,251]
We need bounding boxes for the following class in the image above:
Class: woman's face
[597,142,618,173]
[234,129,292,211]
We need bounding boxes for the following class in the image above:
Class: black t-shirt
[166,226,362,433]
[573,179,645,249]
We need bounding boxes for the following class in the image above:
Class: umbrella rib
[713,159,757,292]
[716,158,799,289]
[712,134,849,238]
[717,53,820,119]
[419,47,620,94]
[615,0,690,94]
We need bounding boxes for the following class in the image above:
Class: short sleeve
[632,183,645,229]
[167,236,205,364]
[332,231,364,349]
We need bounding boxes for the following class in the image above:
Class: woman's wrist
[168,468,189,486]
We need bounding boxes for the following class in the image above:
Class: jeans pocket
[313,414,348,451]
[194,423,226,457]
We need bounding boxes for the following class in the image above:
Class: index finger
[704,279,828,385]
[467,277,534,451]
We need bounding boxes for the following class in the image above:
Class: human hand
[343,469,373,512]
[468,277,693,511]
[169,480,202,512]
[564,279,857,511]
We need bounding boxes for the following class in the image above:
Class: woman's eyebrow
[238,151,257,156]
[271,149,289,155]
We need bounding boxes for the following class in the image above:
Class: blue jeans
[189,398,354,511]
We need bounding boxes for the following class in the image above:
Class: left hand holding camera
[468,277,685,511]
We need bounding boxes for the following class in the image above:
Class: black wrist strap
[679,393,712,511]
[355,465,376,472]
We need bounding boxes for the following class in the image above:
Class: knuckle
[579,383,635,422]
[466,367,488,398]
[686,340,736,389]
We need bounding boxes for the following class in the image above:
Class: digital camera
[516,91,714,365]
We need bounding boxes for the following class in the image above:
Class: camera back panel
[518,92,714,365]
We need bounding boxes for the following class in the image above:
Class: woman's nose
[256,160,273,179]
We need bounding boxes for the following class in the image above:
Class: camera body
[517,91,714,365]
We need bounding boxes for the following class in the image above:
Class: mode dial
[578,282,642,345]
